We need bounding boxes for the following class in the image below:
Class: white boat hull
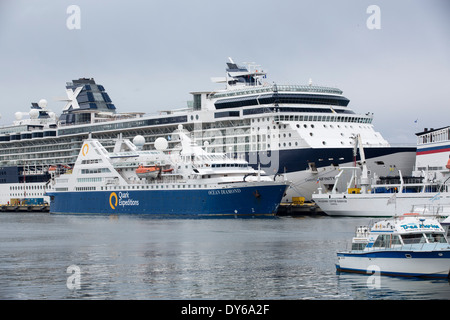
[314,193,450,217]
[337,252,450,278]
[283,148,416,202]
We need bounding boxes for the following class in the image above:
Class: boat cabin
[351,216,449,251]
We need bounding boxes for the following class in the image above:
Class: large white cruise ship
[0,59,416,206]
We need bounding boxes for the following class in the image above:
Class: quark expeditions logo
[81,143,89,156]
[109,192,139,210]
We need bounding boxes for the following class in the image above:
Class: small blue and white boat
[336,211,450,278]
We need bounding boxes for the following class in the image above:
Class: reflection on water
[0,212,448,299]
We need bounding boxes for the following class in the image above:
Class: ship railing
[211,84,343,99]
[21,169,47,175]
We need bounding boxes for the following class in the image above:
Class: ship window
[193,94,201,110]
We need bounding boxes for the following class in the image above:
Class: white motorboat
[337,211,450,278]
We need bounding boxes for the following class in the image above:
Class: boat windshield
[372,234,402,248]
[425,233,447,244]
[401,233,427,245]
[351,242,367,250]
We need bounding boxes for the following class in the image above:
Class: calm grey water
[0,212,449,300]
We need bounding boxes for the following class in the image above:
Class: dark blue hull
[47,183,288,216]
[247,146,416,174]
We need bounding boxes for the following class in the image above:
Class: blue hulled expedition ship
[46,126,289,216]
[0,59,417,207]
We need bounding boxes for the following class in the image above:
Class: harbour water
[0,212,449,300]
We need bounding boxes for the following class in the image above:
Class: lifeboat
[136,165,161,179]
[446,157,450,170]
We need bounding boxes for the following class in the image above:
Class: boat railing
[411,204,450,217]
[381,242,449,252]
[344,241,450,253]
[354,225,370,238]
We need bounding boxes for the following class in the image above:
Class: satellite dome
[154,137,168,151]
[38,99,47,109]
[132,135,145,147]
[15,112,23,120]
[29,109,39,119]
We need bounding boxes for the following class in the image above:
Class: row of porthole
[252,125,288,130]
[264,131,352,140]
[258,131,356,144]
[253,125,378,141]
[297,123,372,130]
[275,140,354,148]
[252,123,372,131]
[10,192,45,197]
[10,185,46,190]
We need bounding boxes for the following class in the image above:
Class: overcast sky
[0,0,449,144]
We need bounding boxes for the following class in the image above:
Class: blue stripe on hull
[337,250,450,259]
[48,184,287,216]
[335,265,450,279]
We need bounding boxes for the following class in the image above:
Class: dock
[276,202,325,216]
[0,205,50,212]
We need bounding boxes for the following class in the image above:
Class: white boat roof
[371,215,445,234]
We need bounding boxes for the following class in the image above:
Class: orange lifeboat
[446,157,450,170]
[136,165,160,179]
